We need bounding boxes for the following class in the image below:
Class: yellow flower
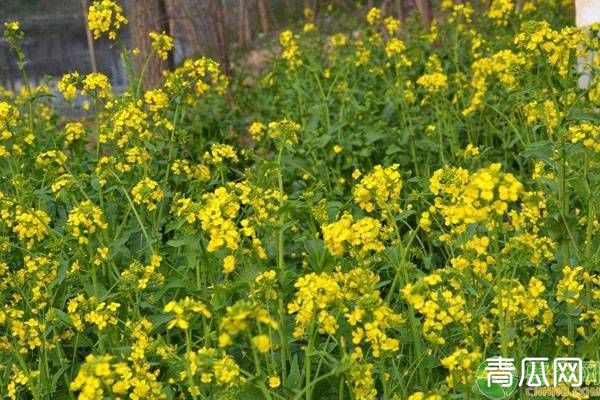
[164,297,212,330]
[385,38,406,58]
[82,73,112,99]
[384,16,400,34]
[213,355,243,387]
[149,31,174,60]
[87,0,128,40]
[303,22,316,32]
[567,123,600,152]
[131,177,164,211]
[223,255,236,274]
[203,143,239,165]
[463,50,526,116]
[57,72,80,101]
[417,72,448,93]
[12,207,51,248]
[366,7,381,25]
[322,213,387,258]
[556,266,584,305]
[353,164,403,214]
[463,144,480,158]
[218,333,232,348]
[252,334,271,353]
[487,0,514,25]
[67,200,108,244]
[267,119,302,144]
[3,21,20,34]
[279,30,302,69]
[558,336,573,346]
[330,33,347,47]
[268,375,281,388]
[248,121,266,141]
[64,122,85,144]
[441,347,482,387]
[144,88,169,112]
[419,211,432,232]
[198,187,240,252]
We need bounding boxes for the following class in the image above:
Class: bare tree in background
[238,0,252,46]
[379,0,405,27]
[128,0,172,87]
[257,0,270,33]
[414,0,433,29]
[166,0,201,56]
[207,0,230,74]
[284,0,295,21]
[394,0,405,21]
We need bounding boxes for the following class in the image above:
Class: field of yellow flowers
[1,0,600,398]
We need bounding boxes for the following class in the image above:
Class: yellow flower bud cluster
[12,207,51,248]
[87,0,128,40]
[121,254,165,290]
[322,213,389,258]
[402,272,470,345]
[288,268,403,358]
[163,57,229,105]
[69,354,164,400]
[515,20,586,77]
[164,297,211,330]
[67,200,108,244]
[279,30,302,69]
[149,31,174,61]
[463,50,526,116]
[567,122,600,152]
[353,164,402,214]
[131,177,164,211]
[440,347,482,388]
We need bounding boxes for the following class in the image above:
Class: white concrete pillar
[576,0,600,88]
[576,0,600,27]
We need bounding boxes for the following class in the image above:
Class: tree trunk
[166,0,202,57]
[413,0,433,30]
[257,0,270,33]
[394,0,405,21]
[284,0,294,21]
[128,0,172,88]
[208,0,230,74]
[381,0,392,15]
[238,0,252,46]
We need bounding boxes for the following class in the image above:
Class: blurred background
[0,0,418,90]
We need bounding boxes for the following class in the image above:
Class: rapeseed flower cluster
[288,267,403,359]
[515,20,586,77]
[322,213,389,258]
[87,0,128,40]
[279,30,302,69]
[149,31,174,61]
[164,297,212,330]
[69,354,164,400]
[131,177,164,211]
[353,164,403,214]
[67,200,108,244]
[567,122,600,152]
